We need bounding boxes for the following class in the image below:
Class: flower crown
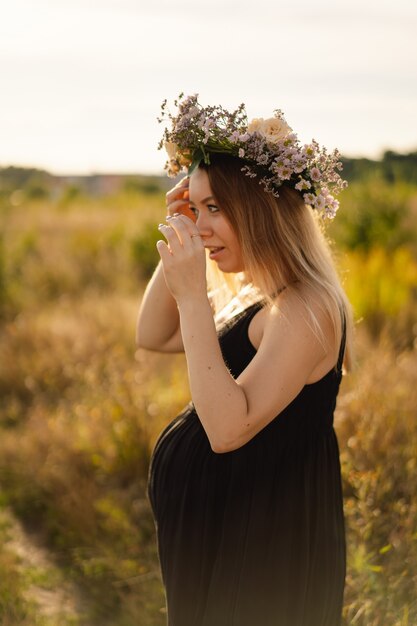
[158,93,347,219]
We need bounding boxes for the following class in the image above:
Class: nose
[195,212,213,237]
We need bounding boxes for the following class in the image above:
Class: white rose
[248,117,292,143]
[247,118,265,134]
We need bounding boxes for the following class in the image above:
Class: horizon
[2,147,416,180]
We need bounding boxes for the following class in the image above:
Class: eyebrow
[188,195,216,205]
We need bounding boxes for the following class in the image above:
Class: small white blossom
[303,193,315,205]
[159,93,348,219]
[277,167,292,180]
[295,178,311,191]
[310,167,322,182]
[257,154,269,165]
[314,194,326,210]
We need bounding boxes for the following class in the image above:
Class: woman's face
[189,168,245,274]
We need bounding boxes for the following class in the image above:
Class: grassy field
[0,180,416,625]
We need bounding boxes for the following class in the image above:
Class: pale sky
[1,0,416,175]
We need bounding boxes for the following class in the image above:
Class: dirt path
[1,503,89,625]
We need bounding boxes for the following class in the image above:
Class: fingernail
[158,223,164,229]
[166,215,172,220]
[173,212,180,217]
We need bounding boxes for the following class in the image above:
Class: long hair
[200,154,354,369]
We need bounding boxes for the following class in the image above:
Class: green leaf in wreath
[187,148,210,175]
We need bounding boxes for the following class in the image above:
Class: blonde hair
[201,155,354,369]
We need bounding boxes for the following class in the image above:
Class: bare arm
[178,293,335,452]
[136,176,192,353]
[136,260,184,352]
[157,214,337,453]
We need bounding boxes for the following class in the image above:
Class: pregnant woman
[137,94,353,626]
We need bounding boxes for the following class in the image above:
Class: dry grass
[0,291,188,625]
[0,190,416,624]
[336,331,417,625]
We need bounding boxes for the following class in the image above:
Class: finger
[162,218,190,248]
[166,198,190,217]
[171,175,189,192]
[158,223,182,253]
[172,213,198,230]
[165,176,189,204]
[166,189,189,208]
[189,232,203,247]
[168,204,196,223]
[166,215,202,248]
[170,213,201,237]
[156,239,171,263]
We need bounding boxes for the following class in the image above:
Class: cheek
[229,231,241,253]
[222,221,238,245]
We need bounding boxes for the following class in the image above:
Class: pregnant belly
[147,405,209,514]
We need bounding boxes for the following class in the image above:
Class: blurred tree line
[341,150,417,185]
[1,149,417,199]
[0,166,170,202]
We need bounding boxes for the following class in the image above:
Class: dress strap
[336,312,346,372]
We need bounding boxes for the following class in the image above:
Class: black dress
[148,302,346,626]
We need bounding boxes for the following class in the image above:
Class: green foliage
[0,234,8,317]
[329,180,416,252]
[0,502,85,625]
[59,185,82,205]
[123,177,162,195]
[0,548,33,625]
[340,247,417,343]
[0,166,52,192]
[342,150,417,185]
[381,150,417,185]
[131,222,161,279]
[24,184,49,200]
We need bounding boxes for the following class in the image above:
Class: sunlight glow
[1,0,416,173]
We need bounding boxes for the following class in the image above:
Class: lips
[206,246,225,260]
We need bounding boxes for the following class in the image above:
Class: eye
[190,206,199,218]
[207,204,220,213]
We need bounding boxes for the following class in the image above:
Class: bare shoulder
[249,285,340,383]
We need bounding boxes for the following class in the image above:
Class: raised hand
[157,214,206,304]
[165,176,196,222]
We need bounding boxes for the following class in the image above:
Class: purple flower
[158,93,348,219]
[228,131,241,142]
[204,118,215,130]
[257,154,269,165]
